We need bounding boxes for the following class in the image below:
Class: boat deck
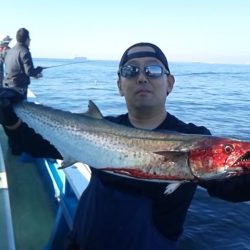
[0,129,56,250]
[5,151,55,249]
[0,126,91,250]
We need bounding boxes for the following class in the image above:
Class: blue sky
[1,0,250,64]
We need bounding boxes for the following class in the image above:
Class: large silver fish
[14,101,250,189]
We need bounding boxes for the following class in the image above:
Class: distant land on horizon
[74,56,87,60]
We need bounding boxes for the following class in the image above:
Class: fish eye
[224,144,234,154]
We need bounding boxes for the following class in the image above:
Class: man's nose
[137,70,148,83]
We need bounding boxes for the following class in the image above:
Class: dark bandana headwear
[119,42,170,73]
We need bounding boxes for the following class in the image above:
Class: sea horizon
[34,57,250,66]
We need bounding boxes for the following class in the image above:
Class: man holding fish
[0,42,250,250]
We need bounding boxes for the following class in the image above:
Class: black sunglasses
[119,65,169,79]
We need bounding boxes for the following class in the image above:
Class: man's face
[117,46,174,111]
[25,37,31,47]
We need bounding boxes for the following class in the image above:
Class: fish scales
[14,101,250,184]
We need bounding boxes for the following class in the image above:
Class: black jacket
[3,43,41,94]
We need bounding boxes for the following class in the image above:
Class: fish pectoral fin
[83,100,103,119]
[164,182,183,195]
[58,160,78,169]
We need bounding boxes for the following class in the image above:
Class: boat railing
[35,158,91,249]
[0,144,16,250]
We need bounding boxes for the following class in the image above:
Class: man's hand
[0,100,19,127]
[0,89,21,128]
[36,66,43,73]
[34,66,44,79]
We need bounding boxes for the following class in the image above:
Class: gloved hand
[0,100,19,127]
[0,89,20,127]
[34,66,44,79]
[36,66,44,74]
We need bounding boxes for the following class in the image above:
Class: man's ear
[117,78,124,96]
[166,74,175,96]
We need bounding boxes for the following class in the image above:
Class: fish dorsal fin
[84,100,103,119]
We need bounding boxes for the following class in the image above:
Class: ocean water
[33,58,250,249]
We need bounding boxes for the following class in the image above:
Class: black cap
[2,35,12,44]
[16,28,30,43]
[119,42,170,74]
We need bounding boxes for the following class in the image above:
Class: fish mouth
[230,151,250,170]
[235,151,250,165]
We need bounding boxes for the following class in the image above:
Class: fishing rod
[42,61,88,70]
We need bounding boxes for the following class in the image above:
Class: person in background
[2,28,43,101]
[1,28,43,154]
[0,42,249,250]
[0,35,12,86]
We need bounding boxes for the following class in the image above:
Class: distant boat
[74,57,87,61]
